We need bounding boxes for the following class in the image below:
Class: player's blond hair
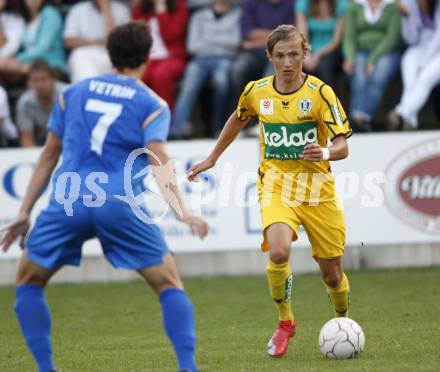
[267,24,311,54]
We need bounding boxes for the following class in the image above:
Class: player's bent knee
[139,268,184,295]
[323,272,342,289]
[152,279,184,295]
[16,270,49,287]
[15,257,54,287]
[270,247,290,264]
[137,254,184,294]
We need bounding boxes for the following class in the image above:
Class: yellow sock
[325,272,350,318]
[266,260,294,321]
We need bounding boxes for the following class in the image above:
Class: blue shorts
[26,199,170,270]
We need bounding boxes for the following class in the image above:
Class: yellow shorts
[260,197,346,259]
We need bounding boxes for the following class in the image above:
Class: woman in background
[133,0,188,110]
[0,0,28,59]
[342,0,401,132]
[389,0,440,130]
[295,0,347,88]
[0,0,65,80]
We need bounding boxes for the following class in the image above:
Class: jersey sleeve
[236,81,257,121]
[47,94,65,139]
[142,103,171,145]
[318,84,352,141]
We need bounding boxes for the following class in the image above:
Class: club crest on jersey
[260,99,273,115]
[299,99,312,115]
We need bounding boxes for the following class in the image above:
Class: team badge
[299,99,312,115]
[260,99,273,115]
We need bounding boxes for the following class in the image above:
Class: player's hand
[181,214,209,240]
[303,144,326,162]
[187,158,216,182]
[0,212,30,252]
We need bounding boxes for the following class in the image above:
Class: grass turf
[0,268,439,371]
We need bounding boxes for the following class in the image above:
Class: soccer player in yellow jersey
[188,24,352,358]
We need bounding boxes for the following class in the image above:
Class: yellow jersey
[236,74,352,203]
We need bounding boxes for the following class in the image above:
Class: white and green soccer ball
[318,318,365,359]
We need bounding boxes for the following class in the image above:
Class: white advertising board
[0,132,439,259]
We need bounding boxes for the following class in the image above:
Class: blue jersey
[26,73,171,270]
[48,73,170,199]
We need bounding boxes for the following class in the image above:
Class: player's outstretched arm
[303,135,349,162]
[0,133,62,252]
[147,141,208,240]
[187,111,250,182]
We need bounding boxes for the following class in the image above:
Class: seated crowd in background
[133,0,188,111]
[64,0,130,82]
[295,0,346,92]
[0,0,439,147]
[16,59,67,146]
[171,0,241,138]
[343,0,401,132]
[389,0,440,130]
[0,0,65,81]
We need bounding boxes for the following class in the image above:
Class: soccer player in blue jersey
[0,22,207,372]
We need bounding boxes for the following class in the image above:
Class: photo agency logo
[31,151,388,221]
[52,148,181,224]
[114,148,181,224]
[384,137,440,234]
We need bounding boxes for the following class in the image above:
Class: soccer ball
[318,318,365,359]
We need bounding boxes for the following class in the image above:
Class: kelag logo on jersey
[262,122,317,160]
[384,138,440,234]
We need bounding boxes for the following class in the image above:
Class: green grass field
[0,268,439,371]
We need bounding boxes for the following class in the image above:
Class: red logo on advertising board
[385,138,440,234]
[398,156,440,217]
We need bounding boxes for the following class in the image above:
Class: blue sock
[14,285,55,372]
[160,288,197,372]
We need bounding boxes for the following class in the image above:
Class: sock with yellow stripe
[325,272,350,317]
[266,259,294,321]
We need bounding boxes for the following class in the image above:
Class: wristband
[321,147,330,161]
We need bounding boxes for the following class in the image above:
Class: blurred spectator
[0,85,18,146]
[0,0,28,58]
[295,0,347,87]
[133,0,188,110]
[171,0,241,138]
[343,0,401,132]
[16,59,66,146]
[389,0,440,130]
[64,0,130,82]
[0,0,65,80]
[231,0,294,105]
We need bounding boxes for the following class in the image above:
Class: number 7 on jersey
[86,98,123,156]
